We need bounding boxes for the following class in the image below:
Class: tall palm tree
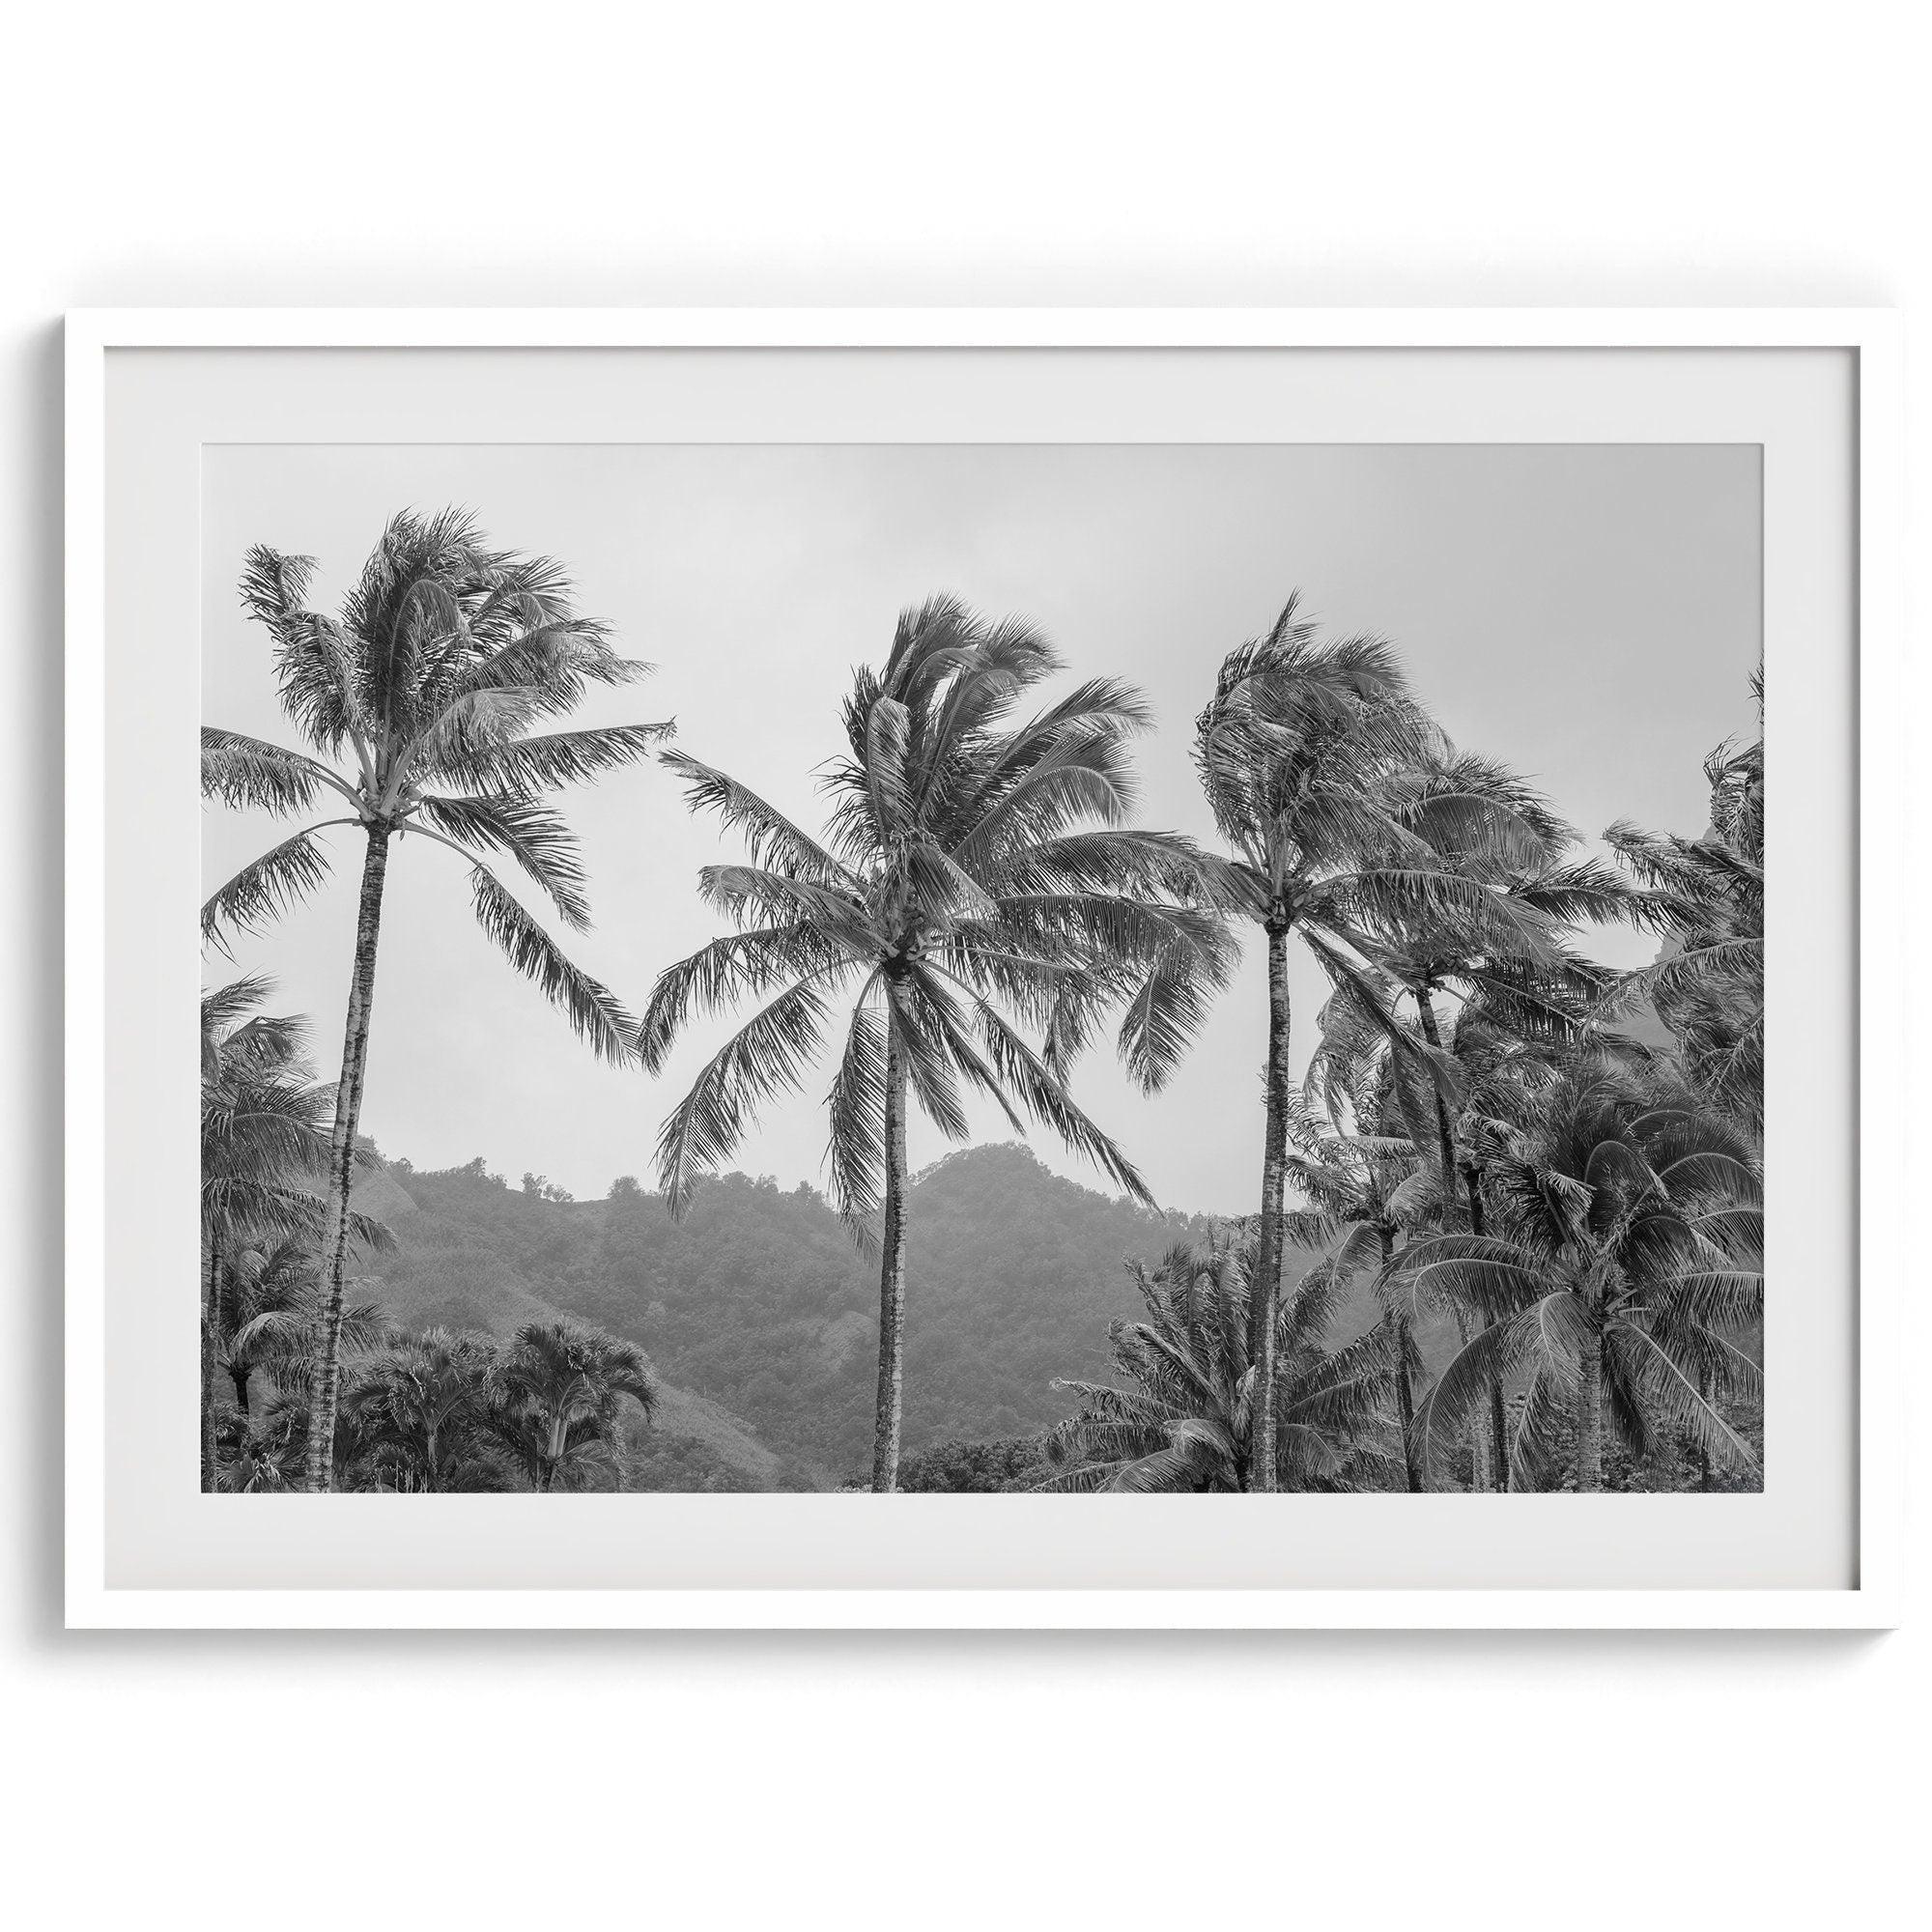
[487,1321,658,1492]
[1037,1230,1402,1492]
[1399,1062,1762,1491]
[1191,595,1534,1490]
[202,508,669,1490]
[198,978,387,1489]
[641,596,1232,1491]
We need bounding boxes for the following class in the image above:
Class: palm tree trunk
[1414,986,1505,1492]
[1411,988,1461,1217]
[229,1363,250,1414]
[1576,1313,1604,1492]
[1250,921,1293,1495]
[1696,1362,1713,1492]
[870,1024,911,1493]
[1379,1228,1421,1493]
[304,823,392,1493]
[200,1247,219,1492]
[1460,1169,1510,1491]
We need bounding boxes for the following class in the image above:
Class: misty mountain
[355,1142,1237,1489]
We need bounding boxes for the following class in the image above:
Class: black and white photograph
[16,10,1928,1930]
[199,440,1764,1499]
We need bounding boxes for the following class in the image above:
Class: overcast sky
[202,441,1759,1214]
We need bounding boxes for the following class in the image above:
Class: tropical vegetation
[200,511,1764,1498]
[202,509,670,1489]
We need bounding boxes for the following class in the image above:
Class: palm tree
[1605,670,1764,1131]
[1191,594,1534,1490]
[487,1320,658,1492]
[341,1328,505,1492]
[216,1236,387,1417]
[641,596,1231,1491]
[1339,753,1628,1204]
[1276,1085,1433,1490]
[1303,769,1644,1491]
[202,508,669,1490]
[199,978,387,1489]
[1037,1230,1402,1492]
[1399,1062,1762,1492]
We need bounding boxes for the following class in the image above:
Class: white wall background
[5,4,1921,1925]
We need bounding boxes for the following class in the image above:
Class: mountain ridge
[355,1140,1243,1487]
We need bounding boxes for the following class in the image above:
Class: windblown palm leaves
[1397,1062,1763,1492]
[1038,1231,1403,1492]
[1191,594,1557,1489]
[1315,748,1638,1183]
[1288,774,1646,1492]
[641,595,1233,1490]
[202,508,668,1489]
[1605,671,1764,1130]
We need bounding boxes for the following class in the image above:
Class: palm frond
[416,791,592,930]
[654,967,844,1211]
[201,824,345,952]
[428,720,675,792]
[824,982,889,1238]
[660,749,854,887]
[468,865,636,1064]
[201,727,355,816]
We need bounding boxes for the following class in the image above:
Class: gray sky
[202,442,1758,1214]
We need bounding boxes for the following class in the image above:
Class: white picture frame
[65,308,1904,1630]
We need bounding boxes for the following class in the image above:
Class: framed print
[64,308,1903,1629]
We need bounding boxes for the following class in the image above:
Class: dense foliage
[1041,1229,1402,1492]
[893,1436,1050,1492]
[216,1317,656,1493]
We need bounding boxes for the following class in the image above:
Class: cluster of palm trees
[221,1307,657,1493]
[1040,634,1764,1492]
[202,975,656,1492]
[202,508,1762,1495]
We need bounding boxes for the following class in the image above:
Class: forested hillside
[358,1142,1226,1486]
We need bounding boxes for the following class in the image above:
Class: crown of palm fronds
[338,1327,510,1492]
[489,1318,658,1420]
[1288,720,1652,1193]
[204,510,670,1062]
[482,1320,657,1492]
[220,1237,390,1398]
[642,596,1237,1234]
[1188,597,1620,1118]
[1280,1079,1432,1249]
[1037,1228,1404,1492]
[1394,1061,1762,1490]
